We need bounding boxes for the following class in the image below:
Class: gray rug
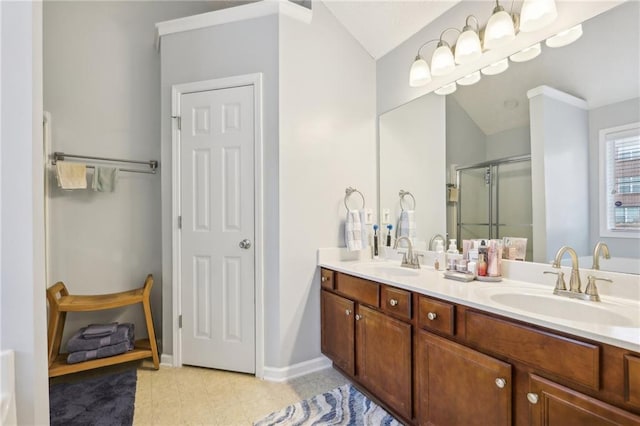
[49,368,137,426]
[254,383,402,426]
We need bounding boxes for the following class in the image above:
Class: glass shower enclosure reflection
[456,156,533,261]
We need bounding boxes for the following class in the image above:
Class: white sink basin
[486,290,639,328]
[351,262,421,277]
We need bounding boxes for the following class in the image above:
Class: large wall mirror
[378,1,640,273]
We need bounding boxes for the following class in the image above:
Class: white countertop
[318,248,640,353]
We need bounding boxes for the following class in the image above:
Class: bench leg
[47,308,66,368]
[142,298,160,369]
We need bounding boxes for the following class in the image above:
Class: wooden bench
[46,274,160,377]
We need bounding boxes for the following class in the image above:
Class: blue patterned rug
[254,383,402,426]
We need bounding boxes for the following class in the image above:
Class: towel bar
[399,190,416,211]
[344,187,366,212]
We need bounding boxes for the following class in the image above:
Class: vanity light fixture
[519,0,557,33]
[431,28,460,77]
[483,1,516,50]
[546,24,583,48]
[408,39,439,87]
[481,58,509,76]
[455,16,482,65]
[457,71,481,86]
[434,82,457,95]
[509,43,542,62]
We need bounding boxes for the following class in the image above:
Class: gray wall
[160,14,280,360]
[486,126,531,161]
[1,1,49,423]
[278,0,376,367]
[588,97,640,258]
[43,1,218,351]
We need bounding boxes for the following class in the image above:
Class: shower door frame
[456,155,531,243]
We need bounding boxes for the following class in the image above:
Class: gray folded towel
[67,323,134,352]
[66,341,133,364]
[81,322,118,338]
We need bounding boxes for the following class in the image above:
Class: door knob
[527,393,539,404]
[239,239,252,249]
[495,378,506,389]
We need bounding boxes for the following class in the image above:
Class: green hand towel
[92,167,119,192]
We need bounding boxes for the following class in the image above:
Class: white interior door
[180,85,255,373]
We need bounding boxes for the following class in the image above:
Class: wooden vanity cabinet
[529,374,640,426]
[320,268,640,425]
[356,304,412,420]
[321,290,355,375]
[320,269,413,422]
[415,330,512,426]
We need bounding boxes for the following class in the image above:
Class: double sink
[345,260,640,334]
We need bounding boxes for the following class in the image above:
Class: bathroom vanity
[318,257,640,425]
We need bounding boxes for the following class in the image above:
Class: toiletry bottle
[479,240,488,262]
[435,241,445,271]
[477,253,487,277]
[446,239,459,270]
[373,224,379,259]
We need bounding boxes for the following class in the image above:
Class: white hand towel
[56,161,87,189]
[397,210,417,242]
[345,210,363,251]
[359,209,369,249]
[92,167,119,192]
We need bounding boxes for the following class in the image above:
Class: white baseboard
[160,353,174,366]
[262,356,332,382]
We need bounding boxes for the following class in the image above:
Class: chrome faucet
[552,245,582,293]
[428,234,445,251]
[592,241,611,270]
[394,236,420,269]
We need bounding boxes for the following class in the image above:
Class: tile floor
[133,362,350,425]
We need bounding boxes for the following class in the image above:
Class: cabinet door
[356,304,412,420]
[415,330,512,426]
[321,290,355,375]
[528,374,640,426]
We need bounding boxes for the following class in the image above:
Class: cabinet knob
[355,314,362,321]
[495,378,506,389]
[345,309,351,316]
[389,299,399,307]
[427,312,437,321]
[321,276,329,282]
[527,393,539,404]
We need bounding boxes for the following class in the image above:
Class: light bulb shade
[481,58,509,76]
[455,29,482,64]
[520,0,558,32]
[431,43,456,77]
[483,8,515,50]
[509,43,542,62]
[545,24,583,48]
[409,56,431,87]
[434,82,457,95]
[457,71,481,86]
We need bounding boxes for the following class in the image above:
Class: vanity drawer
[381,285,412,320]
[465,311,600,391]
[625,354,640,408]
[320,268,334,290]
[417,296,455,336]
[335,273,379,307]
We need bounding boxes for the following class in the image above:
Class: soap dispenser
[446,239,460,271]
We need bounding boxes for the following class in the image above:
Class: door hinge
[178,215,182,229]
[173,115,181,130]
[178,314,182,329]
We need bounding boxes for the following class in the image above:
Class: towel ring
[399,190,416,211]
[344,187,365,212]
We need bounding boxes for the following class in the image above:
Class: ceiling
[322,0,460,59]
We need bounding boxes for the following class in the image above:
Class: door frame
[170,73,264,377]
